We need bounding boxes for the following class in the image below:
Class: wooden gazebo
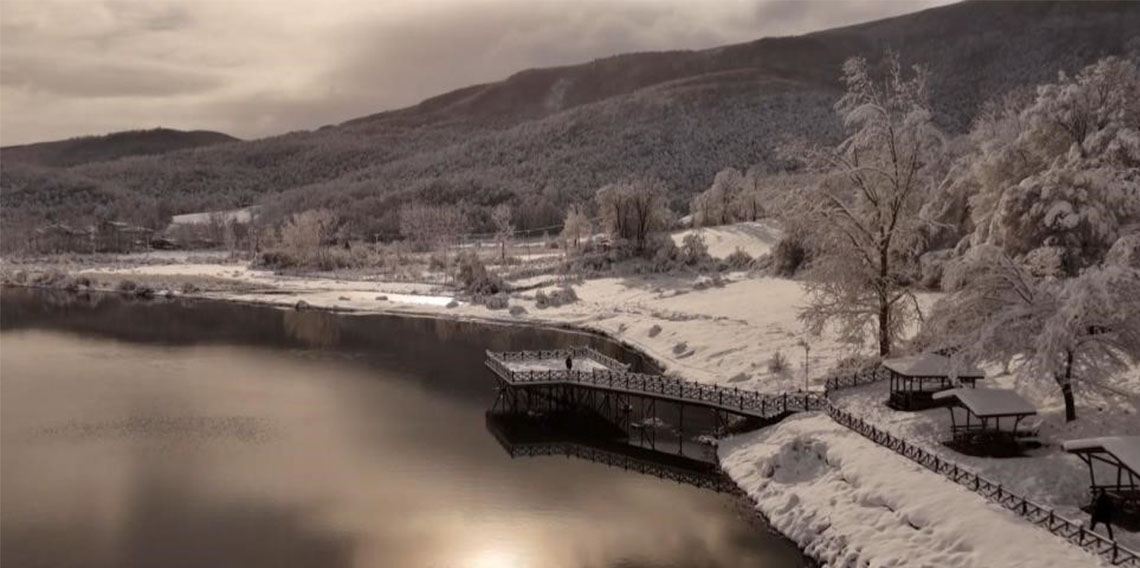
[882,353,985,411]
[932,388,1037,455]
[1063,436,1140,517]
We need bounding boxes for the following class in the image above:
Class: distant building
[31,223,91,253]
[31,220,154,254]
[94,220,153,253]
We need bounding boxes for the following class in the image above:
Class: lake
[0,288,806,567]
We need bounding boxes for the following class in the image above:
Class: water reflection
[1,288,806,567]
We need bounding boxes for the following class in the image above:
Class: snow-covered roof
[882,353,985,379]
[1062,436,1140,475]
[932,388,1037,417]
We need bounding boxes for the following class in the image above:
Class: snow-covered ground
[671,220,782,259]
[832,374,1140,550]
[720,413,1106,567]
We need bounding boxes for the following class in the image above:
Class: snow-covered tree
[689,167,749,226]
[560,205,592,250]
[596,177,671,253]
[967,57,1140,271]
[399,204,469,253]
[280,209,337,265]
[490,204,514,261]
[927,245,1140,421]
[790,53,949,356]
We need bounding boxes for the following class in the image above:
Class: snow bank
[720,414,1104,567]
[671,220,783,259]
[170,206,258,225]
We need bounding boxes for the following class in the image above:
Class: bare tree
[491,204,514,261]
[596,177,671,253]
[790,53,948,356]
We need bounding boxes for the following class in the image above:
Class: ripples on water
[0,288,807,568]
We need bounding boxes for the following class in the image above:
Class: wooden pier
[486,347,823,422]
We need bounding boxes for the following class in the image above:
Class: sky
[0,0,953,146]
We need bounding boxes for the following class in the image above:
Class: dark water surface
[0,288,806,568]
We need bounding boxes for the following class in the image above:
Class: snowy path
[720,414,1105,567]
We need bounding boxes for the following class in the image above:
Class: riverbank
[2,247,1131,567]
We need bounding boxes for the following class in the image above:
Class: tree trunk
[1061,350,1077,422]
[877,245,892,357]
[878,299,891,357]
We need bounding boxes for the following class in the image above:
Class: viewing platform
[485,347,822,421]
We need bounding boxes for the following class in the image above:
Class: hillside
[0,128,238,168]
[2,1,1138,238]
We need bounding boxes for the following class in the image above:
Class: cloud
[1,54,224,98]
[0,0,952,145]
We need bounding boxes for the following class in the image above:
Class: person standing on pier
[565,355,573,371]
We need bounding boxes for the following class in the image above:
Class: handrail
[488,350,823,419]
[821,399,1139,566]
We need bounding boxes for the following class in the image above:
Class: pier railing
[488,350,823,419]
[488,346,630,372]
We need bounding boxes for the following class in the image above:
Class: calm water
[0,288,806,568]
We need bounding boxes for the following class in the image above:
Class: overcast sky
[0,0,952,146]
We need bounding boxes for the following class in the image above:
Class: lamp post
[796,338,811,392]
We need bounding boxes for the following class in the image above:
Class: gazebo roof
[882,353,985,379]
[932,388,1036,418]
[1063,436,1140,475]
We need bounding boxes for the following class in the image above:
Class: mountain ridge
[2,1,1137,239]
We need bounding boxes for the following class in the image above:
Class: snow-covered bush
[1104,232,1140,269]
[725,248,754,270]
[454,251,504,296]
[772,236,808,276]
[480,294,509,310]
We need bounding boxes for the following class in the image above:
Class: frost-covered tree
[790,53,949,356]
[280,209,337,265]
[968,57,1140,271]
[596,177,671,253]
[491,204,514,261]
[689,167,748,226]
[560,205,592,250]
[399,204,469,253]
[926,245,1140,421]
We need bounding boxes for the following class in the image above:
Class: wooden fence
[823,400,1139,566]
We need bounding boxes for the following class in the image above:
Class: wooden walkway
[486,348,823,420]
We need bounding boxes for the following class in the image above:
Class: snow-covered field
[671,220,782,259]
[720,414,1106,567]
